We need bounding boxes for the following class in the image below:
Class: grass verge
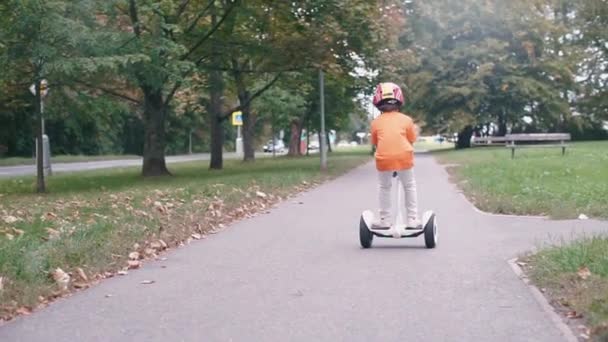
[433,141,608,219]
[523,236,608,340]
[0,150,370,321]
[0,154,140,167]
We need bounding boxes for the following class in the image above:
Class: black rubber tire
[359,216,373,248]
[424,214,437,249]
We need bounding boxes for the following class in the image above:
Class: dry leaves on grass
[577,266,592,280]
[75,267,88,282]
[51,268,70,292]
[2,215,19,224]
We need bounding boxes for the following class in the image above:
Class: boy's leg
[398,168,420,228]
[375,171,392,227]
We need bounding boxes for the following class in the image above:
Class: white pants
[378,169,419,227]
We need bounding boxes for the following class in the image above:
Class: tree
[0,0,124,191]
[383,0,575,148]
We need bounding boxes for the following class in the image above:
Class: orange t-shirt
[370,111,417,171]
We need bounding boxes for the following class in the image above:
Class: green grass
[415,137,455,151]
[434,141,608,219]
[525,236,608,339]
[0,154,140,166]
[0,150,370,320]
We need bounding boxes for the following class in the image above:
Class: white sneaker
[372,217,391,229]
[406,219,423,230]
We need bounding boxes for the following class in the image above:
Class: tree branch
[164,81,182,108]
[177,0,193,18]
[128,0,142,38]
[184,1,215,34]
[219,72,283,121]
[72,80,141,105]
[181,1,239,61]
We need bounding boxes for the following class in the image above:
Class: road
[1,154,606,341]
[0,153,242,178]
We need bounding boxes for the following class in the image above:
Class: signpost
[319,70,327,171]
[232,111,243,156]
[30,79,52,177]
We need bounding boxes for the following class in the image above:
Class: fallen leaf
[140,280,155,285]
[0,277,4,292]
[133,243,140,250]
[150,241,162,250]
[127,260,141,269]
[5,233,14,240]
[567,311,583,319]
[45,228,61,240]
[516,261,527,267]
[2,215,19,224]
[11,228,24,236]
[74,267,88,282]
[128,251,140,260]
[256,191,267,199]
[191,233,202,240]
[16,307,31,315]
[45,212,58,220]
[143,248,156,257]
[117,270,128,276]
[159,239,168,249]
[578,266,591,280]
[578,214,589,220]
[51,268,70,291]
[154,201,166,214]
[72,282,88,289]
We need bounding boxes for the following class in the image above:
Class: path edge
[507,258,578,342]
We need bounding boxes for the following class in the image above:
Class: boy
[370,82,421,229]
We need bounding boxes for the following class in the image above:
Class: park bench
[472,136,508,146]
[505,133,571,159]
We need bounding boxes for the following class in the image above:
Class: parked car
[308,140,319,151]
[263,139,285,153]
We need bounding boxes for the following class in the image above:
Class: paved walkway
[1,154,606,341]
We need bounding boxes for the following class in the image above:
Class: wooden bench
[472,136,508,146]
[505,133,571,159]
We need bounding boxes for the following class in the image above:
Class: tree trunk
[232,67,255,162]
[456,125,474,149]
[35,79,45,193]
[498,107,507,136]
[306,115,310,156]
[326,133,332,153]
[208,68,224,169]
[142,90,170,176]
[208,5,224,170]
[288,118,302,156]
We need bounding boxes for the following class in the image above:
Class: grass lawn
[524,236,608,340]
[0,154,141,167]
[415,137,455,151]
[434,141,608,219]
[0,150,370,321]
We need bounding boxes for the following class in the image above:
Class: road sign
[29,79,49,98]
[232,111,243,126]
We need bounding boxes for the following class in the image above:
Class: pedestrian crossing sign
[232,111,243,126]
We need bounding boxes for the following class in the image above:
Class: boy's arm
[406,119,417,144]
[371,121,378,146]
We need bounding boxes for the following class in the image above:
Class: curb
[507,258,579,342]
[461,193,549,219]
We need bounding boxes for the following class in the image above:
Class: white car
[263,139,285,153]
